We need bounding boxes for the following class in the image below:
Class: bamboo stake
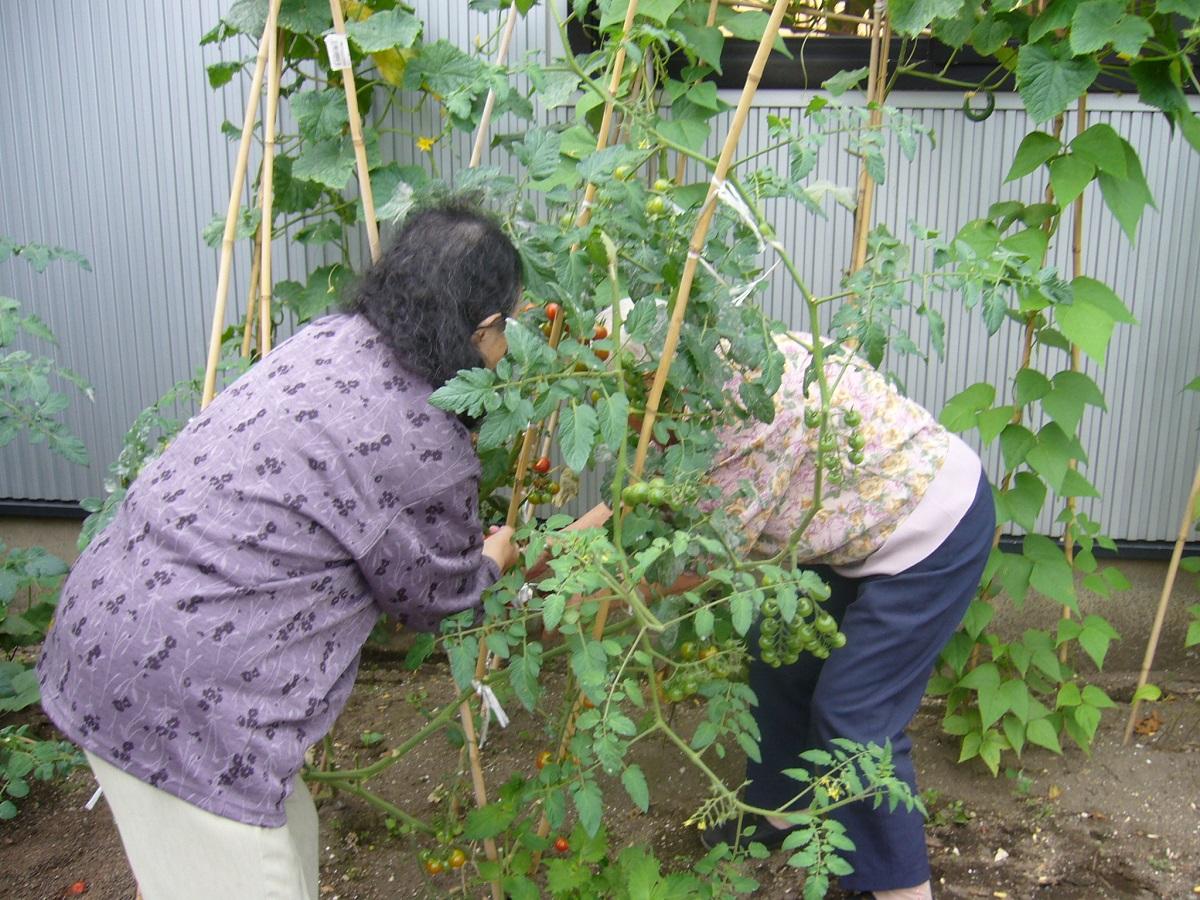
[259,26,283,358]
[329,0,382,264]
[201,0,282,408]
[1060,95,1087,664]
[1123,459,1200,744]
[241,230,263,358]
[470,1,521,168]
[719,0,874,27]
[849,0,890,274]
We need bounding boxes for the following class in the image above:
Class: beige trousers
[86,752,319,900]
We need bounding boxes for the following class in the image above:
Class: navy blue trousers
[745,472,994,892]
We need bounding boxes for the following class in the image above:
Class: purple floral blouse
[38,313,498,826]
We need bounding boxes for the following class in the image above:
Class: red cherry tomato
[593,324,608,340]
[554,836,570,853]
[545,302,560,321]
[67,884,87,896]
[533,456,551,474]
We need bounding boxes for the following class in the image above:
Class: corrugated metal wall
[1,2,1197,541]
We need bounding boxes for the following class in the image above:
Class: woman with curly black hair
[38,201,522,899]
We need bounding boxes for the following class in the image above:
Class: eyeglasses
[474,313,511,335]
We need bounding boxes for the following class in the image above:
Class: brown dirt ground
[3,653,1198,900]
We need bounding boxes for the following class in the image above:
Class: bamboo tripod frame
[202,0,282,409]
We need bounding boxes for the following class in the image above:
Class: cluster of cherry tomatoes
[756,597,846,667]
[523,454,560,506]
[658,638,747,702]
[807,406,865,486]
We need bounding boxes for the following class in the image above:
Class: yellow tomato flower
[416,136,436,153]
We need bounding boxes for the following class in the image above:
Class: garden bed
[4,657,1197,899]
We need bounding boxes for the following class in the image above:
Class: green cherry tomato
[653,177,673,192]
[847,449,865,466]
[760,648,780,667]
[646,196,668,217]
[848,432,866,451]
[795,597,813,618]
[814,612,837,635]
[829,631,848,649]
[761,617,780,636]
[804,408,822,429]
[666,684,686,702]
[622,482,650,505]
[844,409,862,427]
[761,599,780,618]
[795,623,815,644]
[647,486,669,506]
[782,651,800,666]
[679,641,697,661]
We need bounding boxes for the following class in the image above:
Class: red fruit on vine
[448,848,467,869]
[424,859,444,876]
[67,883,87,896]
[545,302,560,320]
[593,324,608,340]
[595,348,610,361]
[533,456,551,474]
[536,750,553,770]
[554,836,570,853]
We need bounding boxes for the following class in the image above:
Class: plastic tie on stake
[513,582,534,609]
[473,679,509,747]
[714,178,766,252]
[324,33,352,71]
[84,786,103,811]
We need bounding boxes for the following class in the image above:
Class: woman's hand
[483,525,520,572]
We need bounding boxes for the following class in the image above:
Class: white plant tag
[84,786,103,811]
[324,33,352,71]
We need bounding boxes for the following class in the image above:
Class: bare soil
[3,654,1198,900]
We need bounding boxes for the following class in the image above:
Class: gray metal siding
[1,2,1197,541]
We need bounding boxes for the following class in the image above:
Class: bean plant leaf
[1069,124,1128,178]
[1048,154,1095,207]
[1097,143,1154,242]
[345,9,422,52]
[1015,42,1100,124]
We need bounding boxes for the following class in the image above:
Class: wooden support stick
[259,25,284,358]
[849,0,890,274]
[329,0,382,264]
[201,0,282,408]
[241,229,263,359]
[1123,459,1200,744]
[1060,95,1087,664]
[470,1,521,169]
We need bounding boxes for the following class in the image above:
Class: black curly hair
[346,200,522,388]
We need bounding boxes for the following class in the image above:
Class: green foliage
[0,725,84,821]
